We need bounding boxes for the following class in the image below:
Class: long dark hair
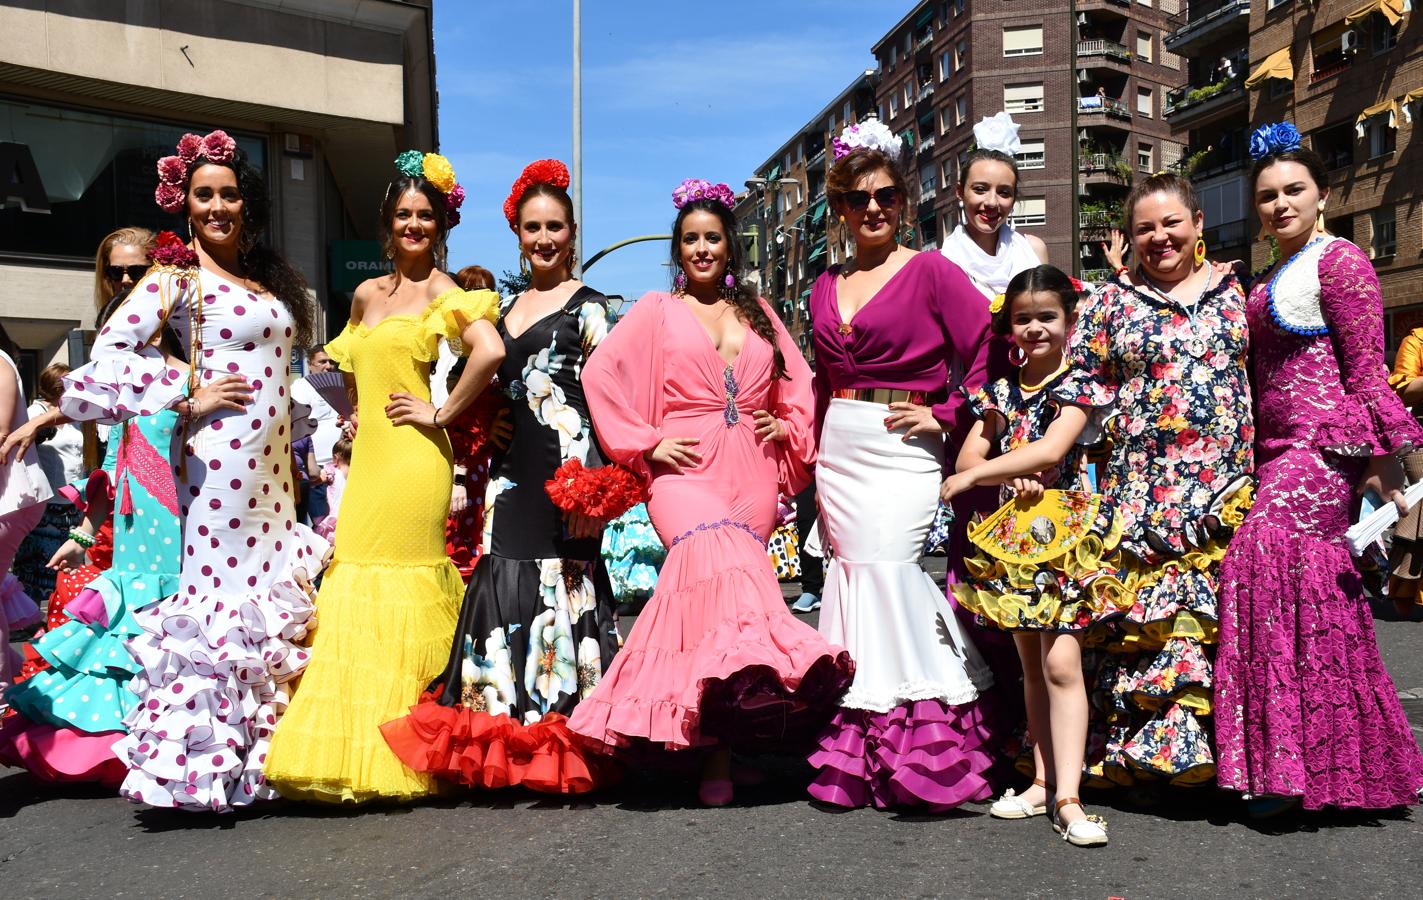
[669,198,787,381]
[992,264,1079,335]
[379,176,451,268]
[101,287,186,362]
[183,149,315,348]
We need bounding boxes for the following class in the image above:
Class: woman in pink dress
[567,180,853,805]
[1215,124,1423,815]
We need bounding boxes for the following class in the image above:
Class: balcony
[1077,39,1132,66]
[1164,0,1250,56]
[1079,152,1131,187]
[1077,96,1132,125]
[1163,76,1246,128]
[1310,57,1352,85]
[1079,209,1119,230]
[1077,0,1132,16]
[921,186,938,203]
[1203,218,1248,252]
[918,135,936,154]
[806,147,826,171]
[915,33,934,52]
[918,83,936,103]
[1081,267,1115,283]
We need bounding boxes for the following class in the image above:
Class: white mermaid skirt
[815,399,992,711]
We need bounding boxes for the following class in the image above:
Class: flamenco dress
[444,389,501,582]
[807,253,996,812]
[0,408,181,785]
[1053,272,1255,787]
[381,288,621,794]
[1216,237,1423,809]
[60,263,329,811]
[950,372,1128,635]
[601,503,664,608]
[565,292,853,758]
[264,288,500,804]
[0,349,52,686]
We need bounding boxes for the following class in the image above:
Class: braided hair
[669,198,788,380]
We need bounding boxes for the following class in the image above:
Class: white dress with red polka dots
[60,263,330,812]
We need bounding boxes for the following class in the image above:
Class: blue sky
[434,1,905,306]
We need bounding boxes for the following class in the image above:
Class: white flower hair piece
[972,111,1022,157]
[833,119,903,162]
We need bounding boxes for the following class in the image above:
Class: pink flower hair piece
[175,133,203,165]
[154,182,185,214]
[672,178,735,211]
[200,130,237,164]
[157,155,187,185]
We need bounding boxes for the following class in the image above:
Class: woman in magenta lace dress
[1216,125,1423,815]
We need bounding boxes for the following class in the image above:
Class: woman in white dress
[60,129,329,812]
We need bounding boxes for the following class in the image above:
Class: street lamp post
[571,0,583,277]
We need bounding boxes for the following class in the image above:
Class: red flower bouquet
[544,459,645,523]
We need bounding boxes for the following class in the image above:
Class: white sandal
[1052,797,1109,847]
[989,778,1051,819]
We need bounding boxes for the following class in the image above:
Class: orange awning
[1345,0,1408,28]
[1246,47,1293,89]
[1355,99,1400,136]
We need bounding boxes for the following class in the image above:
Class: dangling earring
[187,218,195,242]
[518,249,530,277]
[1007,344,1028,368]
[719,271,736,299]
[838,214,846,223]
[1193,238,1207,266]
[674,271,687,292]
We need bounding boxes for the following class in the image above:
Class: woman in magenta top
[806,123,997,812]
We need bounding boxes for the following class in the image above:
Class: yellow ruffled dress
[265,287,499,804]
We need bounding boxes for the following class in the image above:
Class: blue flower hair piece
[1248,122,1302,161]
[394,149,425,178]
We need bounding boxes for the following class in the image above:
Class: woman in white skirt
[805,120,996,811]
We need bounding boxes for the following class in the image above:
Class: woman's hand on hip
[884,402,943,441]
[645,437,702,473]
[386,392,438,428]
[752,410,787,443]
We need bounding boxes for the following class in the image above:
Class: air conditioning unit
[1077,68,1089,81]
[1341,29,1358,54]
[1076,12,1088,24]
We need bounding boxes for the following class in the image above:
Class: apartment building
[0,0,436,386]
[872,0,1187,279]
[1246,0,1420,342]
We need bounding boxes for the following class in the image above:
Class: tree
[498,267,530,297]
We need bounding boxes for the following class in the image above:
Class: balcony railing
[1164,76,1245,116]
[1077,39,1131,63]
[1081,267,1114,283]
[1079,210,1118,229]
[1077,96,1132,119]
[1164,0,1250,52]
[918,135,936,154]
[918,83,936,102]
[1310,57,1352,85]
[921,187,938,203]
[915,32,934,51]
[1079,152,1111,170]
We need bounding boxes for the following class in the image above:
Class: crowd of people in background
[0,110,1419,848]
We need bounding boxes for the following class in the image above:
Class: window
[955,94,968,126]
[1137,0,1152,5]
[941,159,955,186]
[956,40,968,70]
[1315,120,1354,170]
[1373,14,1400,54]
[1371,207,1396,258]
[1004,82,1045,114]
[1267,77,1291,101]
[940,50,952,81]
[1197,177,1247,226]
[1136,86,1154,118]
[952,0,964,14]
[1003,25,1044,57]
[890,94,900,118]
[890,45,897,68]
[1011,197,1047,227]
[1135,31,1153,62]
[940,107,953,134]
[843,101,852,124]
[1137,142,1154,173]
[1267,0,1291,8]
[904,83,914,109]
[1018,138,1045,169]
[1366,117,1397,158]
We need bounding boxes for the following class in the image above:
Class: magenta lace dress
[1216,238,1423,810]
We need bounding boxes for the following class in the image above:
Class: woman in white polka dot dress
[59,130,329,812]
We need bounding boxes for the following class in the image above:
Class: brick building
[743,70,880,350]
[1245,0,1421,344]
[871,0,1187,279]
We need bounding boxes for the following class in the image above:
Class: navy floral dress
[1053,274,1255,786]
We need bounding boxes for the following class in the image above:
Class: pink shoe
[698,777,734,807]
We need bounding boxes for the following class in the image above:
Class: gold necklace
[1018,359,1067,393]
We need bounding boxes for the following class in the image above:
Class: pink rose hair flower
[200,130,237,164]
[176,133,204,165]
[157,155,187,185]
[154,182,185,214]
[671,178,735,211]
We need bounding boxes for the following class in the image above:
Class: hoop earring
[1193,238,1207,266]
[518,249,530,278]
[1007,344,1029,368]
[567,246,578,273]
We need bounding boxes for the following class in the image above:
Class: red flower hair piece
[503,159,571,227]
[544,459,646,523]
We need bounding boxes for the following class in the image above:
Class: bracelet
[68,528,96,548]
[432,406,445,429]
[1113,266,1129,277]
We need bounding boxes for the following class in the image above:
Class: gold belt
[831,388,928,405]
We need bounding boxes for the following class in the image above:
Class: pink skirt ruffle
[808,698,995,812]
[0,716,124,786]
[568,522,853,752]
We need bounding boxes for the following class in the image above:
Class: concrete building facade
[0,0,436,391]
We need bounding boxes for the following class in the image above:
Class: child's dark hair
[990,264,1080,335]
[332,437,353,464]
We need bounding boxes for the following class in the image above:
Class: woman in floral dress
[381,160,619,793]
[1054,173,1254,790]
[1215,126,1423,814]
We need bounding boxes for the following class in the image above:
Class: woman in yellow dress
[1386,326,1423,612]
[265,152,504,803]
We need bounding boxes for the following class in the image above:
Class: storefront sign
[1,142,51,213]
[329,240,390,293]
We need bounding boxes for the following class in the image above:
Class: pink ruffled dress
[566,292,853,753]
[1217,238,1423,809]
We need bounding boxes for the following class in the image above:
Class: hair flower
[394,150,425,178]
[988,293,1005,314]
[503,159,571,226]
[150,230,199,268]
[155,182,185,214]
[175,133,204,165]
[1248,122,1301,161]
[157,155,188,186]
[832,119,903,162]
[972,112,1022,157]
[200,130,236,165]
[422,153,457,194]
[672,178,736,210]
[445,183,466,227]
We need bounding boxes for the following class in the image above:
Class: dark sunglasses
[104,264,149,282]
[843,186,901,212]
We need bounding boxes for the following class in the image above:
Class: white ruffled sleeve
[60,268,192,425]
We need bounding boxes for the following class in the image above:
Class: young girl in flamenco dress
[566,180,854,806]
[1214,125,1423,816]
[945,265,1125,846]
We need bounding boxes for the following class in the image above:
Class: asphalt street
[4,559,1421,900]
